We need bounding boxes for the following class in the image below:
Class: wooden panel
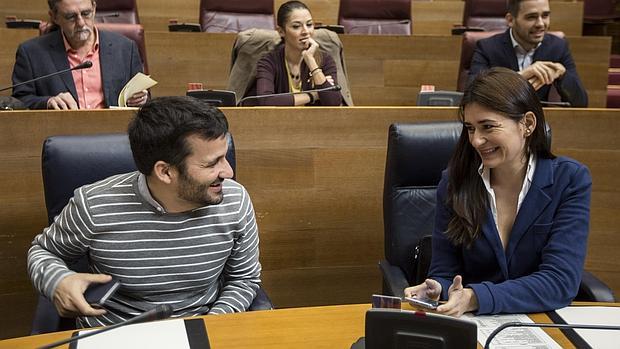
[0,29,38,95]
[551,1,583,36]
[412,1,464,35]
[0,107,619,340]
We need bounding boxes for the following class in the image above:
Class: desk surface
[2,303,613,349]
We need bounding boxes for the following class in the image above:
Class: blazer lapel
[501,30,519,71]
[506,158,554,262]
[99,31,114,106]
[481,210,509,278]
[49,31,78,103]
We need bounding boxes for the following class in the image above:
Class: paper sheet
[464,313,562,349]
[75,318,191,349]
[554,306,620,349]
[117,73,158,107]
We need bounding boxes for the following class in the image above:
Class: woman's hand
[435,275,478,317]
[301,37,319,63]
[404,278,442,300]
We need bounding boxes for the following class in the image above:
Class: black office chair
[31,133,272,335]
[379,121,615,303]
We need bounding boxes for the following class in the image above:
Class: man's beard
[177,170,224,207]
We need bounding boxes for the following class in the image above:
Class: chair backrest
[95,0,140,24]
[199,0,275,33]
[383,122,461,285]
[96,23,149,75]
[226,28,354,106]
[42,133,236,225]
[338,0,411,35]
[463,0,508,31]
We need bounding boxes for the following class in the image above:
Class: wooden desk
[2,303,613,349]
[0,107,619,340]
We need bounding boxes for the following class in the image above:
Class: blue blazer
[470,29,588,107]
[429,156,591,314]
[11,29,143,109]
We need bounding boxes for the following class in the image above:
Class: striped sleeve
[27,187,95,300]
[208,187,261,314]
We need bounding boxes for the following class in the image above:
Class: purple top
[254,44,342,106]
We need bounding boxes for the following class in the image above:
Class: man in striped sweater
[27,96,262,327]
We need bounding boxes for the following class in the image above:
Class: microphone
[347,20,411,34]
[540,100,571,107]
[237,84,341,106]
[483,321,620,349]
[38,304,174,349]
[0,60,93,93]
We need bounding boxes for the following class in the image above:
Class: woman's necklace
[286,61,302,90]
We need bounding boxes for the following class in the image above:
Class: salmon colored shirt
[63,28,105,109]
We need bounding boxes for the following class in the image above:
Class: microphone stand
[0,61,93,93]
[237,85,341,106]
[38,304,173,349]
[483,321,620,349]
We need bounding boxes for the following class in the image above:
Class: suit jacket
[470,30,588,107]
[429,156,591,314]
[11,29,143,109]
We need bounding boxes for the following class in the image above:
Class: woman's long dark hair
[445,67,555,246]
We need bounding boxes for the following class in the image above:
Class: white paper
[76,318,191,349]
[554,306,620,349]
[117,72,158,107]
[464,313,561,349]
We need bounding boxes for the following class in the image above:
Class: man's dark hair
[508,0,524,17]
[128,96,229,175]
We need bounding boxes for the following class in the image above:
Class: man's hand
[404,278,442,300]
[47,92,78,110]
[126,90,148,107]
[435,275,478,317]
[520,61,566,90]
[53,273,112,317]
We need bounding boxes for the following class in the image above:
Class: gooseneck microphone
[0,60,93,92]
[237,84,341,106]
[483,321,620,349]
[38,304,174,349]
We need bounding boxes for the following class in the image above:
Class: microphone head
[75,61,93,70]
[155,304,174,320]
[332,85,342,91]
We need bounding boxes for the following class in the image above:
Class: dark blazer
[470,29,588,107]
[11,29,143,109]
[429,156,591,314]
[253,43,342,106]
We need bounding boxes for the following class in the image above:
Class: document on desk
[554,306,620,349]
[70,318,209,349]
[464,313,561,349]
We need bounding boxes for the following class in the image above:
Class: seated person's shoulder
[551,156,591,184]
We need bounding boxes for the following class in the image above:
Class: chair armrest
[379,259,410,297]
[249,285,273,311]
[577,270,615,302]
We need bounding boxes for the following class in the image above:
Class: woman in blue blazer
[405,67,591,316]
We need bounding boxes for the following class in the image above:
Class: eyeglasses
[60,9,94,23]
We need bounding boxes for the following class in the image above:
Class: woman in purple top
[254,1,342,106]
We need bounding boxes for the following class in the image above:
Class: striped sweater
[27,172,261,327]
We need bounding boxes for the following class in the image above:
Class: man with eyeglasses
[11,0,148,110]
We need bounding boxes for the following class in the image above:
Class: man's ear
[505,13,514,28]
[152,161,175,185]
[48,9,57,25]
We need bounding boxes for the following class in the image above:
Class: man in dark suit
[469,0,588,107]
[11,0,147,110]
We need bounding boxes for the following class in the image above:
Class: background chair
[199,0,275,33]
[379,121,615,302]
[95,0,140,24]
[338,0,411,35]
[416,91,464,106]
[32,132,271,335]
[462,0,508,32]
